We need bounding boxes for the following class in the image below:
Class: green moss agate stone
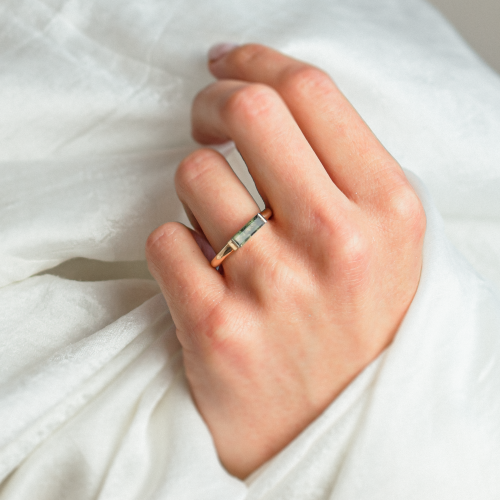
[232,214,266,247]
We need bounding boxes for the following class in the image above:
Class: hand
[146,44,425,478]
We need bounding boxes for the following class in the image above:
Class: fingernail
[208,43,238,63]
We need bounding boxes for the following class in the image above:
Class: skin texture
[146,44,426,479]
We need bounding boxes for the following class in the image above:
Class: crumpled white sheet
[1,0,500,498]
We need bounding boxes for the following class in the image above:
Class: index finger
[209,44,409,206]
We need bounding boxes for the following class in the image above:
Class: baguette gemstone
[232,213,266,247]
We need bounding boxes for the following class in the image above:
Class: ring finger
[175,147,262,260]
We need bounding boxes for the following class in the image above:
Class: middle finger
[191,79,348,225]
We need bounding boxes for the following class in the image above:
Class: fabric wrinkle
[1,0,500,498]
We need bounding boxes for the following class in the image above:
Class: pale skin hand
[146,44,426,479]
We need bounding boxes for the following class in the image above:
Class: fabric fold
[1,0,500,498]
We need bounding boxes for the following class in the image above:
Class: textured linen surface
[1,0,500,498]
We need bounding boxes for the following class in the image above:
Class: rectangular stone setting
[232,214,266,247]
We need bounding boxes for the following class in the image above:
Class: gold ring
[210,208,273,268]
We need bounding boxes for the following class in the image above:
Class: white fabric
[1,0,500,498]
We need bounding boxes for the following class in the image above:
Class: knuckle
[307,205,371,283]
[145,221,184,255]
[338,227,370,267]
[335,227,371,288]
[193,304,226,339]
[194,303,249,354]
[175,148,218,193]
[303,200,343,245]
[222,83,278,122]
[280,64,335,98]
[387,187,426,239]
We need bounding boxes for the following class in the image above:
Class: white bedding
[1,0,500,498]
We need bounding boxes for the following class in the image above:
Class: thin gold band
[210,208,273,268]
